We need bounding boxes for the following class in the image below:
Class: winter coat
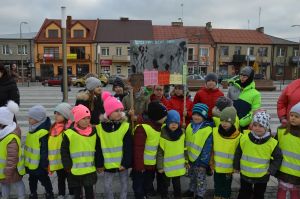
[156,126,187,170]
[132,119,163,171]
[26,117,51,175]
[61,126,100,187]
[233,132,283,183]
[150,93,169,107]
[166,95,193,126]
[114,92,128,102]
[277,79,300,121]
[95,115,133,172]
[0,127,23,184]
[193,87,224,119]
[75,89,105,125]
[227,81,261,128]
[0,75,19,107]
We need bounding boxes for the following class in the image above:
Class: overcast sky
[1,0,300,41]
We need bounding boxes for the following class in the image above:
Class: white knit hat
[290,102,300,115]
[252,111,270,130]
[0,101,19,126]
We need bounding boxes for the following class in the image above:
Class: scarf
[0,122,16,139]
[218,125,237,138]
[191,121,206,133]
[166,127,183,141]
[50,123,65,136]
[74,123,92,136]
[29,117,46,132]
[251,131,270,140]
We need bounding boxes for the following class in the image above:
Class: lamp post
[20,21,28,85]
[291,25,300,79]
[61,6,68,102]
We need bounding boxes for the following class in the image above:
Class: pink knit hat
[102,91,124,117]
[72,104,91,123]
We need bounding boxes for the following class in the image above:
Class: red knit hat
[102,91,124,117]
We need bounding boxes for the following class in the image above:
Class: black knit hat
[148,101,167,121]
[205,73,218,83]
[113,77,125,89]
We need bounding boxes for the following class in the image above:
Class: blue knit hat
[166,110,180,126]
[192,103,208,119]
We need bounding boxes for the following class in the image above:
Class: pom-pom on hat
[0,100,19,126]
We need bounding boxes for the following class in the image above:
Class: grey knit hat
[240,66,253,77]
[290,102,300,115]
[54,103,73,120]
[28,105,47,122]
[215,96,233,111]
[205,73,218,83]
[252,111,270,130]
[220,107,237,125]
[85,77,101,91]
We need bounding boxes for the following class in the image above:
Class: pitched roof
[153,25,214,44]
[95,19,153,43]
[210,29,272,44]
[0,32,37,39]
[35,18,98,43]
[266,34,298,45]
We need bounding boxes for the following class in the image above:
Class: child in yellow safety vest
[25,105,54,199]
[276,102,300,199]
[183,103,213,199]
[48,102,74,199]
[0,101,25,199]
[157,110,188,199]
[212,107,241,199]
[61,104,102,199]
[96,91,132,199]
[233,111,283,199]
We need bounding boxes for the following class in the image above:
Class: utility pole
[61,6,68,102]
[20,21,28,85]
[291,25,300,79]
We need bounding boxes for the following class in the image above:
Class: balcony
[38,53,91,62]
[232,54,246,63]
[291,56,300,64]
[112,55,130,62]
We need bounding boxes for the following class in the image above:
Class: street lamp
[291,25,300,79]
[20,21,28,85]
[61,6,68,102]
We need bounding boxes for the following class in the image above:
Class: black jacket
[233,132,283,183]
[95,120,133,172]
[25,117,51,175]
[0,76,19,107]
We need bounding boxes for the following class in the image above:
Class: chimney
[256,27,264,33]
[67,16,72,29]
[206,22,212,31]
[120,17,129,21]
[171,21,183,27]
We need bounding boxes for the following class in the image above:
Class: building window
[2,45,11,55]
[116,47,122,56]
[258,47,268,57]
[101,47,109,56]
[294,48,299,56]
[18,45,27,55]
[116,66,121,74]
[220,46,229,56]
[127,47,131,55]
[73,29,84,38]
[48,29,59,38]
[276,47,286,57]
[276,65,284,75]
[188,48,194,60]
[200,48,209,56]
[128,66,131,76]
[44,47,59,59]
[234,46,241,55]
[70,46,86,59]
[249,47,254,55]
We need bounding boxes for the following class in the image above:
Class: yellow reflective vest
[0,133,25,179]
[24,129,49,170]
[160,133,186,177]
[277,129,300,177]
[185,124,212,162]
[213,127,241,173]
[48,133,64,172]
[64,129,96,175]
[135,124,161,165]
[240,133,277,178]
[96,122,129,169]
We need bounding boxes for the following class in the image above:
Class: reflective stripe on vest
[24,129,48,170]
[160,133,186,177]
[64,129,96,175]
[96,122,129,169]
[213,127,241,173]
[185,124,212,162]
[278,129,300,177]
[240,133,277,178]
[137,124,160,166]
[0,134,25,179]
[48,133,63,171]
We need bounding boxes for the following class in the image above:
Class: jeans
[28,171,53,195]
[73,186,94,199]
[104,170,129,199]
[57,169,74,196]
[157,172,181,197]
[132,170,156,199]
[237,177,267,199]
[1,180,25,199]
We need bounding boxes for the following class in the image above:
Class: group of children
[0,91,299,199]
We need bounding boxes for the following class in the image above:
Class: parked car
[108,75,127,84]
[187,74,205,80]
[42,77,61,86]
[72,73,108,87]
[254,74,265,80]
